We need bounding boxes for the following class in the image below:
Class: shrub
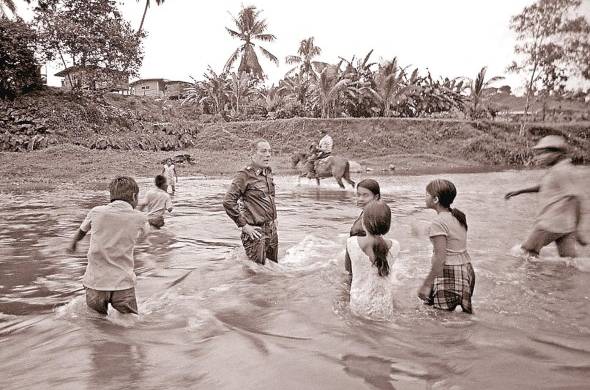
[0,18,44,99]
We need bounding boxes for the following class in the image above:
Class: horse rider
[308,129,333,178]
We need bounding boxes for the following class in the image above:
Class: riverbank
[2,90,589,192]
[0,143,496,192]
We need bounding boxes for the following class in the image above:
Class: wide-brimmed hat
[532,135,567,150]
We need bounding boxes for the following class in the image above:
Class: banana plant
[468,66,504,119]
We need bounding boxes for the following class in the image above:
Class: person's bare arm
[344,250,352,275]
[505,185,541,200]
[418,235,446,301]
[68,229,87,253]
[572,196,587,246]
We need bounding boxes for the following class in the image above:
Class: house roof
[129,78,166,86]
[55,65,128,77]
[165,80,192,85]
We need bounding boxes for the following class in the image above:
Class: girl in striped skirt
[418,179,475,313]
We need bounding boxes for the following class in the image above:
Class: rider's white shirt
[318,134,333,153]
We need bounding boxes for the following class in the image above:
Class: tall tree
[136,0,165,34]
[285,37,322,79]
[224,5,278,80]
[508,0,590,131]
[34,0,144,90]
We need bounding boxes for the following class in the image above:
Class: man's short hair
[251,138,269,154]
[109,176,139,203]
[155,175,167,188]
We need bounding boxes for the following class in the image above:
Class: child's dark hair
[362,200,391,277]
[109,176,139,203]
[426,179,468,230]
[155,175,167,188]
[357,179,381,199]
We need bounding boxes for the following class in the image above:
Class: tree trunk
[138,0,149,34]
[541,96,547,121]
[520,63,538,136]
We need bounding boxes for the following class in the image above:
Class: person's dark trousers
[241,221,278,264]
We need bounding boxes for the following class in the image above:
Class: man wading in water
[223,139,278,264]
[505,135,587,258]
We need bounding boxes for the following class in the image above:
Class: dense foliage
[0,17,43,99]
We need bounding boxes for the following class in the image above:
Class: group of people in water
[68,133,586,319]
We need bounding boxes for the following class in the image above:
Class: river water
[1,171,589,390]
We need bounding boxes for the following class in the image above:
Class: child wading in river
[418,179,475,313]
[69,176,151,315]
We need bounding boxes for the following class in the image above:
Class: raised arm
[505,185,540,200]
[418,235,447,301]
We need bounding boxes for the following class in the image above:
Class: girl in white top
[346,200,400,320]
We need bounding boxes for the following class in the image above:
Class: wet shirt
[428,211,471,265]
[536,159,579,233]
[137,188,172,218]
[223,165,277,227]
[79,201,150,290]
[319,134,333,153]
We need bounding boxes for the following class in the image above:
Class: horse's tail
[344,160,350,178]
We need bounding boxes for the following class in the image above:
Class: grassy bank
[1,90,589,191]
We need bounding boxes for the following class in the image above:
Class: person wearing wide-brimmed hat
[505,135,587,257]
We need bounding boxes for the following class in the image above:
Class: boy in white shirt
[68,176,150,315]
[137,175,173,228]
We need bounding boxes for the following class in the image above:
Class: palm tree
[468,66,503,119]
[226,71,260,115]
[285,37,322,79]
[0,0,16,18]
[340,49,376,83]
[364,58,408,116]
[183,66,229,115]
[136,0,165,33]
[224,5,278,80]
[278,73,311,106]
[310,63,353,118]
[263,85,285,114]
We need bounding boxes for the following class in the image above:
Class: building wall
[131,80,165,97]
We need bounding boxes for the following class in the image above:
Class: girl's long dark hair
[426,179,468,230]
[362,200,391,277]
[356,179,381,199]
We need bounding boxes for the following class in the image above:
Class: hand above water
[417,283,432,302]
[242,224,262,240]
[504,191,519,200]
[576,232,588,246]
[67,241,77,254]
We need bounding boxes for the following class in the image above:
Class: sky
[14,0,590,94]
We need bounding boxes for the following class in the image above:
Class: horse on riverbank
[291,150,356,189]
